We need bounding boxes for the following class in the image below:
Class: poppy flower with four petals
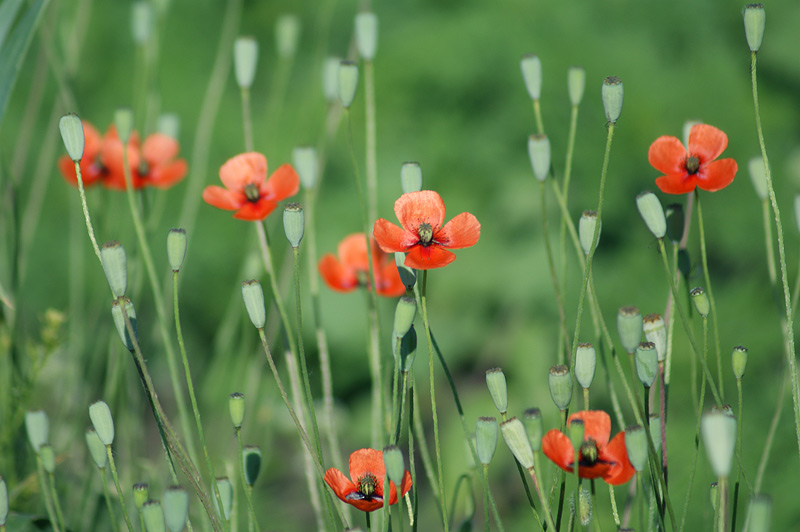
[203,152,299,221]
[649,123,738,194]
[373,190,480,270]
[542,410,635,485]
[319,233,406,297]
[324,448,412,512]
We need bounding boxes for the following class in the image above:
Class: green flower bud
[234,36,259,89]
[292,146,318,190]
[25,410,49,453]
[39,444,56,473]
[575,343,596,389]
[500,417,534,470]
[85,429,108,469]
[528,134,550,182]
[643,314,666,362]
[568,419,584,451]
[732,346,748,380]
[635,342,658,388]
[617,306,643,354]
[579,210,600,255]
[665,203,684,244]
[701,410,737,478]
[131,1,153,44]
[133,483,150,510]
[275,14,301,59]
[520,54,542,100]
[748,157,768,200]
[241,280,266,329]
[323,56,342,103]
[394,252,416,290]
[382,445,406,485]
[485,368,508,415]
[157,113,180,138]
[625,425,648,472]
[548,364,572,411]
[709,481,719,511]
[142,500,165,532]
[162,486,189,532]
[229,392,245,428]
[568,66,585,106]
[475,417,498,466]
[396,326,417,372]
[745,494,772,532]
[743,4,765,53]
[214,478,233,520]
[522,408,543,452]
[89,400,115,446]
[0,476,7,526]
[690,287,710,318]
[283,203,304,248]
[636,191,667,239]
[111,297,138,351]
[166,229,187,272]
[355,12,378,60]
[114,108,135,144]
[242,446,262,486]
[59,113,85,162]
[393,296,417,338]
[337,61,359,108]
[101,241,127,299]
[601,76,623,124]
[401,162,423,194]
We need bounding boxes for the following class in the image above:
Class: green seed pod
[111,297,138,351]
[548,365,572,411]
[743,4,765,53]
[401,162,423,194]
[0,476,8,526]
[275,14,301,59]
[520,54,542,100]
[355,12,378,60]
[393,296,417,338]
[85,429,108,468]
[732,346,748,380]
[322,56,342,103]
[624,425,648,472]
[157,113,180,138]
[382,445,406,486]
[475,417,498,466]
[579,210,600,256]
[485,368,508,415]
[568,419,585,451]
[234,36,259,89]
[635,342,658,388]
[162,486,189,532]
[229,392,245,428]
[292,146,318,190]
[636,191,667,239]
[337,61,359,108]
[575,342,596,390]
[166,229,187,273]
[746,494,772,532]
[241,280,266,329]
[690,287,710,318]
[617,306,643,355]
[59,113,85,162]
[283,203,305,248]
[25,410,49,453]
[242,446,262,486]
[709,481,719,511]
[527,134,550,182]
[142,500,166,532]
[643,314,666,362]
[701,410,737,478]
[131,1,152,44]
[601,76,623,124]
[101,241,127,299]
[114,108,135,144]
[394,252,416,290]
[39,444,56,473]
[665,203,684,244]
[748,157,768,200]
[522,408,543,452]
[133,483,150,510]
[89,400,115,446]
[500,417,534,470]
[214,478,233,520]
[568,66,586,106]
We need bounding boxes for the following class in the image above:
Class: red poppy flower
[324,448,412,512]
[101,127,188,190]
[319,233,406,297]
[649,123,738,194]
[541,410,635,485]
[202,152,299,221]
[373,191,480,270]
[58,122,106,187]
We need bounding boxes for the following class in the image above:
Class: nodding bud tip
[275,14,301,59]
[355,12,378,60]
[601,76,623,124]
[743,4,765,52]
[520,54,542,100]
[101,241,128,298]
[401,162,423,194]
[234,36,259,89]
[568,66,586,106]
[636,191,667,239]
[59,113,85,161]
[167,229,187,272]
[283,203,305,248]
[89,400,115,446]
[337,61,359,108]
[475,417,498,466]
[485,367,508,414]
[393,326,417,372]
[528,134,551,182]
[292,146,319,190]
[241,280,266,329]
[501,417,535,469]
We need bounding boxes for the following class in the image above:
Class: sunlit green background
[3,0,800,530]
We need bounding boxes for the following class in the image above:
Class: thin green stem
[539,180,571,362]
[731,378,743,532]
[754,369,787,492]
[365,59,378,226]
[717,477,728,532]
[235,428,259,532]
[240,87,254,152]
[762,198,778,288]
[37,459,60,532]
[72,161,101,261]
[481,465,490,532]
[411,385,440,502]
[532,99,544,135]
[98,469,121,532]
[47,471,66,532]
[528,467,556,532]
[106,447,135,532]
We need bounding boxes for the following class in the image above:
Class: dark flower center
[244,183,261,202]
[418,223,434,246]
[138,161,150,178]
[579,438,599,466]
[685,156,700,175]
[356,472,379,497]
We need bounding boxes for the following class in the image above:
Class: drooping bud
[665,203,684,244]
[114,108,135,144]
[166,229,187,272]
[475,417,498,466]
[528,135,550,182]
[624,425,648,472]
[241,280,266,329]
[690,287,710,318]
[643,314,667,362]
[522,408,543,452]
[568,66,585,106]
[579,210,600,255]
[214,478,233,520]
[283,203,305,248]
[382,445,406,486]
[234,36,259,89]
[355,12,378,60]
[242,446,262,486]
[59,113,85,161]
[101,241,127,299]
[520,55,542,100]
[617,306,643,354]
[635,342,658,388]
[575,343,596,390]
[162,486,189,532]
[322,56,342,103]
[701,410,737,478]
[275,14,301,59]
[485,368,508,415]
[292,146,318,190]
[748,157,768,200]
[39,444,56,473]
[393,296,417,338]
[500,417,534,469]
[133,483,150,509]
[743,4,766,53]
[142,500,165,532]
[86,429,108,468]
[548,365,572,411]
[25,410,49,453]
[601,76,623,124]
[732,346,748,379]
[636,191,667,239]
[89,400,115,446]
[229,393,245,428]
[337,61,359,108]
[111,297,138,351]
[400,162,423,194]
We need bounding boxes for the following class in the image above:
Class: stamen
[357,472,379,497]
[418,223,434,245]
[580,438,599,465]
[244,183,261,202]
[685,156,700,174]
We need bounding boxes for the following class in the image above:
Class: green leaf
[0,0,25,51]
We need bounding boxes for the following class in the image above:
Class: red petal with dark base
[374,219,415,253]
[648,136,686,175]
[261,163,299,201]
[697,158,737,192]
[436,212,481,249]
[404,245,456,270]
[234,199,278,221]
[688,124,728,164]
[600,432,636,485]
[318,254,359,292]
[655,173,696,195]
[394,190,446,235]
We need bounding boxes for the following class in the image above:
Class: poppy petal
[261,163,300,201]
[203,186,245,211]
[569,410,611,447]
[697,158,737,192]
[394,190,446,234]
[374,219,415,253]
[376,260,406,297]
[234,199,278,221]
[219,152,267,191]
[324,468,357,501]
[542,429,575,473]
[688,124,728,164]
[655,173,697,195]
[347,497,384,513]
[577,461,612,480]
[142,134,179,166]
[600,432,636,485]
[83,123,102,158]
[338,234,369,271]
[319,254,359,292]
[404,245,456,270]
[436,212,480,249]
[149,160,188,189]
[648,136,686,175]
[349,448,385,481]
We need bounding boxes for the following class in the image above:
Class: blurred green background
[2,0,800,529]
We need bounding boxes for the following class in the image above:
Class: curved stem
[72,161,101,261]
